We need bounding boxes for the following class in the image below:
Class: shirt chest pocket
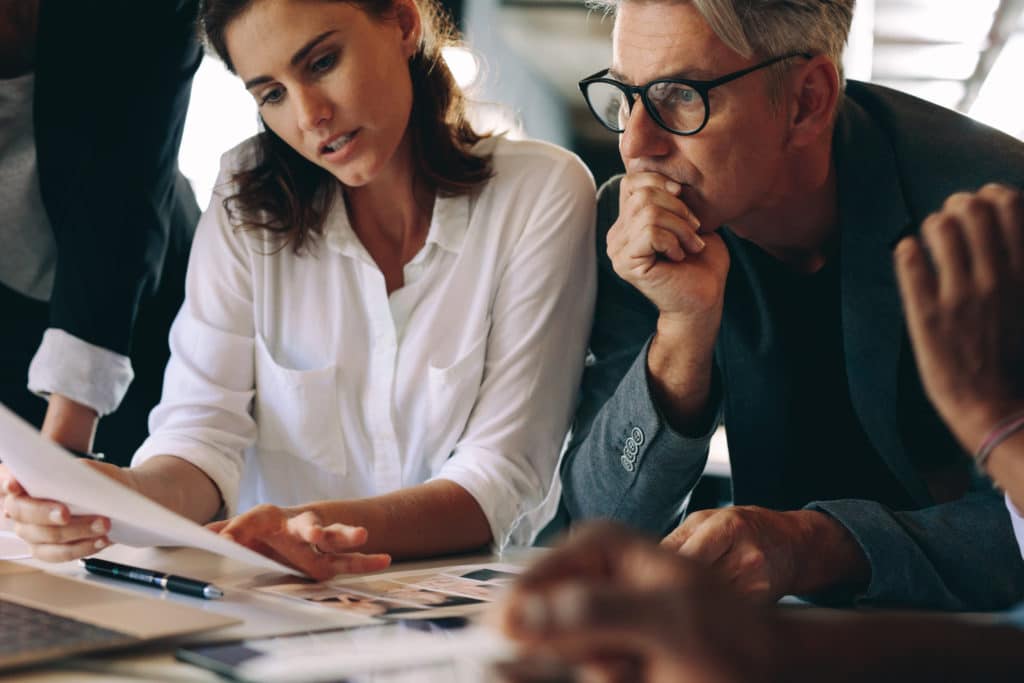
[253,334,347,476]
[426,326,489,471]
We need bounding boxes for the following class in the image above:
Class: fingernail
[91,519,107,535]
[516,594,550,632]
[695,235,706,250]
[666,181,682,194]
[94,538,107,550]
[550,586,586,627]
[49,508,65,524]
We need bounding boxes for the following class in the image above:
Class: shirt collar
[323,191,470,260]
[424,192,470,254]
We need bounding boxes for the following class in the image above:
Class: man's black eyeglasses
[579,52,813,136]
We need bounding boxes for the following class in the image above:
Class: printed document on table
[0,405,298,576]
[250,563,524,619]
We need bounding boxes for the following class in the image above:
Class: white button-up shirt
[1008,495,1024,561]
[133,136,596,547]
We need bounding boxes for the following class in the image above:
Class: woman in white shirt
[2,0,596,579]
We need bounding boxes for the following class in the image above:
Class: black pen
[81,558,224,600]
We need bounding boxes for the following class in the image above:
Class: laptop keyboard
[0,598,135,657]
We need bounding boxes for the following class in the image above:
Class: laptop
[0,560,238,672]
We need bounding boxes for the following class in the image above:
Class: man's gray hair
[591,0,855,102]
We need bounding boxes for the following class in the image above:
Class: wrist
[791,510,869,596]
[656,307,722,341]
[41,393,99,453]
[647,313,719,432]
[953,402,1024,454]
[983,429,1024,497]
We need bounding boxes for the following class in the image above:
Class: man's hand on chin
[661,506,870,603]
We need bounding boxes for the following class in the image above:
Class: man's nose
[619,99,673,162]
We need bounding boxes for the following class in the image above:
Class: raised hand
[894,183,1024,454]
[609,171,730,322]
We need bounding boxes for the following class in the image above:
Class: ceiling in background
[491,0,1024,140]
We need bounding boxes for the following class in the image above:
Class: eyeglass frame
[578,51,814,137]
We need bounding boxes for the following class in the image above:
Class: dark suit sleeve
[37,0,202,357]
[560,177,720,536]
[806,478,1024,611]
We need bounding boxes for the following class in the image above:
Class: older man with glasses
[559,0,1024,611]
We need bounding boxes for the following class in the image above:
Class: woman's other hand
[208,504,391,581]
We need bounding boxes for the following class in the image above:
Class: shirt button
[620,455,636,473]
[631,427,645,446]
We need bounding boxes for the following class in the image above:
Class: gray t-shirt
[0,71,55,301]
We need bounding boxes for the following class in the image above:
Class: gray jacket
[561,81,1024,611]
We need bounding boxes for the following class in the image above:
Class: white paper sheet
[0,405,298,576]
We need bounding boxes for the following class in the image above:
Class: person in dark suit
[559,0,1024,610]
[0,0,201,464]
[496,183,1024,683]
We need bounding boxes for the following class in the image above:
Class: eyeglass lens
[586,80,705,134]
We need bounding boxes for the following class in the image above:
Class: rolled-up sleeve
[131,162,256,517]
[28,329,134,416]
[433,155,597,549]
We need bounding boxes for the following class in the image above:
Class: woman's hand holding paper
[1,461,134,562]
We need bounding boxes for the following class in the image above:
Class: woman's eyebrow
[244,30,338,89]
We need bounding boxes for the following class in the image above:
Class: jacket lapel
[834,97,931,505]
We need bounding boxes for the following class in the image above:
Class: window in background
[865,0,1022,140]
[969,33,1024,140]
[179,56,259,210]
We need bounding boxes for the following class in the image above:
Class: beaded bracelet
[975,410,1024,471]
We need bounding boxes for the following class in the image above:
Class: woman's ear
[785,55,841,150]
[394,0,423,59]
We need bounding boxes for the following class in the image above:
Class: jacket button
[631,427,645,446]
[620,455,636,472]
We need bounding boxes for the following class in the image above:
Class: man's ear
[785,55,841,149]
[394,0,423,59]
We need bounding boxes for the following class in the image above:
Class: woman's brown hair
[199,0,493,252]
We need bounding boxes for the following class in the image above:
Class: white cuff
[432,446,546,551]
[28,329,134,416]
